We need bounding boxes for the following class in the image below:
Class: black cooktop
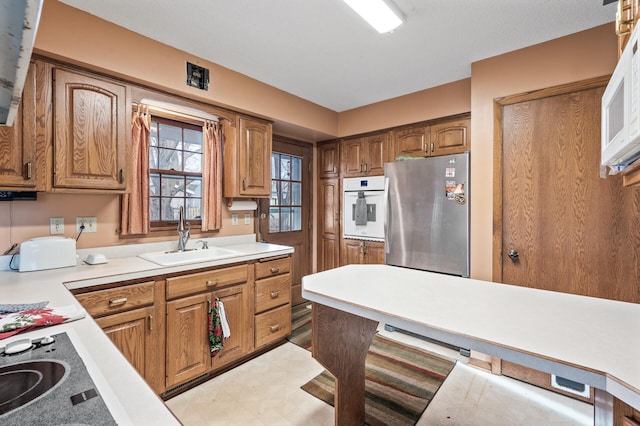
[0,332,117,425]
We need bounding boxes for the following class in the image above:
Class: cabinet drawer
[255,304,291,348]
[255,257,291,279]
[166,264,248,300]
[255,274,291,314]
[76,281,154,317]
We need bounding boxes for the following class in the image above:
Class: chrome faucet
[177,206,190,252]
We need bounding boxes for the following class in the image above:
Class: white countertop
[302,264,640,411]
[0,235,293,425]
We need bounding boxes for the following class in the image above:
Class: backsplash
[0,192,253,252]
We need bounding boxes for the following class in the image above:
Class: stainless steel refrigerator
[384,152,469,277]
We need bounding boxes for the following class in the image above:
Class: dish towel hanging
[209,298,231,355]
[354,191,368,226]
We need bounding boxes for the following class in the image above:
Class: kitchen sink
[138,247,239,266]
[0,360,68,415]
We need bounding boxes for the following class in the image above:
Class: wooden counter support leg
[311,302,378,426]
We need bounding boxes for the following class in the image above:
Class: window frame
[148,115,204,231]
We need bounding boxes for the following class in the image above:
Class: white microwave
[602,23,640,173]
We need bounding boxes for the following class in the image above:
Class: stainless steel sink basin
[138,247,238,266]
[0,360,68,415]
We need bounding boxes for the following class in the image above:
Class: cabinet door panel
[0,63,37,189]
[211,284,252,370]
[393,127,429,159]
[431,118,469,156]
[96,307,153,379]
[319,142,340,178]
[342,239,363,266]
[342,138,363,177]
[53,68,127,191]
[166,293,210,388]
[363,133,388,176]
[364,241,385,265]
[239,118,271,196]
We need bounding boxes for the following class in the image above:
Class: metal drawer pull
[206,279,219,287]
[269,324,280,333]
[269,291,279,299]
[109,297,127,306]
[149,315,153,330]
[269,267,280,274]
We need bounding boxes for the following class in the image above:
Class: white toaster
[19,237,77,272]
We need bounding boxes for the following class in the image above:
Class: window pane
[269,208,280,233]
[149,146,158,169]
[280,155,291,180]
[186,198,201,220]
[161,198,183,221]
[270,181,279,206]
[280,207,291,232]
[150,173,160,196]
[186,177,202,198]
[150,122,158,146]
[292,157,302,181]
[280,181,290,206]
[158,148,182,170]
[292,182,301,206]
[161,176,185,197]
[159,123,182,149]
[183,129,202,153]
[271,154,280,179]
[292,207,302,231]
[184,152,202,173]
[150,197,160,221]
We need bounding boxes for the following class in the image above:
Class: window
[149,116,203,227]
[269,152,302,232]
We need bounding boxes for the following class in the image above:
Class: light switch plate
[50,217,64,235]
[244,213,251,225]
[76,216,97,233]
[231,214,238,225]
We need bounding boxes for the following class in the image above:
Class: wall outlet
[231,214,238,225]
[243,213,251,225]
[76,216,97,233]
[50,217,64,235]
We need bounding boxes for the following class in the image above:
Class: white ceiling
[58,0,616,113]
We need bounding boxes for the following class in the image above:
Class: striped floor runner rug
[290,304,456,425]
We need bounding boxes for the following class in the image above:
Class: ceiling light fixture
[343,0,405,33]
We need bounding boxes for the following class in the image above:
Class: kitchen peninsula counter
[302,264,640,425]
[0,235,293,425]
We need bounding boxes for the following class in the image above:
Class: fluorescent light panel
[344,0,404,33]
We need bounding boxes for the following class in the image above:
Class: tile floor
[166,324,593,426]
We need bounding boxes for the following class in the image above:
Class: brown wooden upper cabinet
[0,62,39,190]
[392,117,469,159]
[341,132,389,177]
[616,0,638,58]
[318,141,340,179]
[53,68,129,192]
[224,116,272,198]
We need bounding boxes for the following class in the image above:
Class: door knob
[507,250,519,261]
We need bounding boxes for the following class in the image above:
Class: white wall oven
[342,176,385,241]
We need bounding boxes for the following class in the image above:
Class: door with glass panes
[259,138,312,307]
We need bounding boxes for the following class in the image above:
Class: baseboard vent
[163,373,209,399]
[551,374,590,398]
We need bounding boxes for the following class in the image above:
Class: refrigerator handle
[384,177,390,254]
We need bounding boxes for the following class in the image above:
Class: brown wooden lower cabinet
[76,255,292,396]
[341,239,385,266]
[75,280,164,394]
